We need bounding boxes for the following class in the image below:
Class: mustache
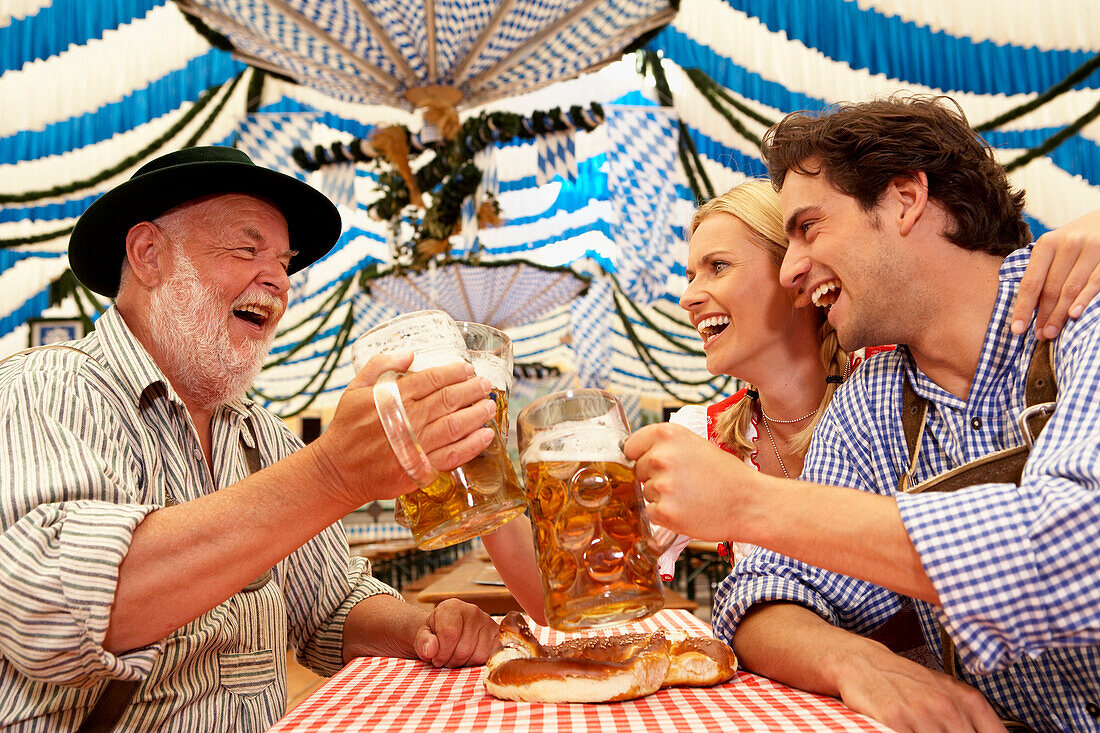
[231,290,286,322]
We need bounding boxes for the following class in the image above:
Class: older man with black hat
[0,147,500,731]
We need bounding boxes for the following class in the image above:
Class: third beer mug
[352,311,527,550]
[517,389,666,630]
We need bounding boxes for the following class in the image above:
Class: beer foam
[471,352,511,391]
[351,340,467,373]
[520,423,630,465]
[409,348,468,372]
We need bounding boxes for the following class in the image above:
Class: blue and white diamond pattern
[569,276,614,389]
[235,112,318,180]
[536,131,577,186]
[475,146,499,199]
[317,162,358,210]
[606,106,679,305]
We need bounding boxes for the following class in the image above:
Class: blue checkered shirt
[712,248,1100,731]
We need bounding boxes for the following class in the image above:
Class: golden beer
[523,458,663,629]
[517,389,667,631]
[353,311,526,550]
[399,422,525,550]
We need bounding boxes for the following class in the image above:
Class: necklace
[758,404,818,424]
[760,414,792,479]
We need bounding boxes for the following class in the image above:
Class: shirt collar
[95,306,256,416]
[900,247,1032,408]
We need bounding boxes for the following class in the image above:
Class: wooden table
[417,553,698,615]
[270,610,891,732]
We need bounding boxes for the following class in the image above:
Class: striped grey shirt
[0,306,399,731]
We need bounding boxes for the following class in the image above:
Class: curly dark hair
[762,95,1030,256]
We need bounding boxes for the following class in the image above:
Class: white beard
[145,254,279,410]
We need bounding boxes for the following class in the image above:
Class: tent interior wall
[3,0,1100,430]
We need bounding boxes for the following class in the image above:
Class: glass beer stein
[351,311,527,550]
[516,389,666,630]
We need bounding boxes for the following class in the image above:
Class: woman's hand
[1012,209,1100,338]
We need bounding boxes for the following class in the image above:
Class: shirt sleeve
[263,423,402,677]
[0,367,163,687]
[282,525,402,677]
[712,371,906,645]
[896,305,1100,675]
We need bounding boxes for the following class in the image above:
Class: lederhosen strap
[896,342,1056,733]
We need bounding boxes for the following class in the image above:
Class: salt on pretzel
[483,612,737,703]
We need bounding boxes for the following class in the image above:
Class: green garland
[0,224,74,249]
[673,54,1100,193]
[250,303,357,417]
[975,53,1100,132]
[643,51,714,203]
[0,72,244,205]
[1003,95,1100,172]
[612,287,730,402]
[293,104,605,267]
[263,275,355,369]
[605,270,704,356]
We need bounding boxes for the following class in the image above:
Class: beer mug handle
[373,371,438,487]
[646,520,679,556]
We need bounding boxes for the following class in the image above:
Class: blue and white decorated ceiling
[2,0,1099,417]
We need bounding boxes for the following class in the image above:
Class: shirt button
[970,417,982,430]
[1087,702,1100,718]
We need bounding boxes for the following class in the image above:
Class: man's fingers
[348,352,414,388]
[404,375,493,432]
[424,426,495,473]
[399,362,479,401]
[426,601,492,667]
[414,627,439,663]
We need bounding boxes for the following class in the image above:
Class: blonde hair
[689,180,847,459]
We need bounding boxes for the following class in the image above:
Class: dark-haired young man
[627,96,1100,731]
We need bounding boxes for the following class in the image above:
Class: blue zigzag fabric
[235,113,317,180]
[570,276,614,389]
[318,163,358,210]
[536,131,577,185]
[605,106,679,305]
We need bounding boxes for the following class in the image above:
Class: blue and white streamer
[535,131,577,186]
[605,105,679,306]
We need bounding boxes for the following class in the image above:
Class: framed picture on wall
[28,318,85,347]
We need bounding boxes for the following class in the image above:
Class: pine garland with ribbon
[642,50,714,204]
[249,302,357,417]
[292,103,605,267]
[0,224,75,249]
[611,285,730,402]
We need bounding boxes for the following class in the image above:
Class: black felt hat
[69,146,342,296]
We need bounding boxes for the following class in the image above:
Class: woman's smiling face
[680,212,804,379]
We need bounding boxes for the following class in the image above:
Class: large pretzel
[483,612,737,703]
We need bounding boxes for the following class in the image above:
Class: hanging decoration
[536,131,578,186]
[171,0,677,109]
[361,258,590,331]
[605,104,679,305]
[569,277,615,389]
[293,103,606,268]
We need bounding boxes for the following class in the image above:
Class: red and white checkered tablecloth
[270,610,891,732]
